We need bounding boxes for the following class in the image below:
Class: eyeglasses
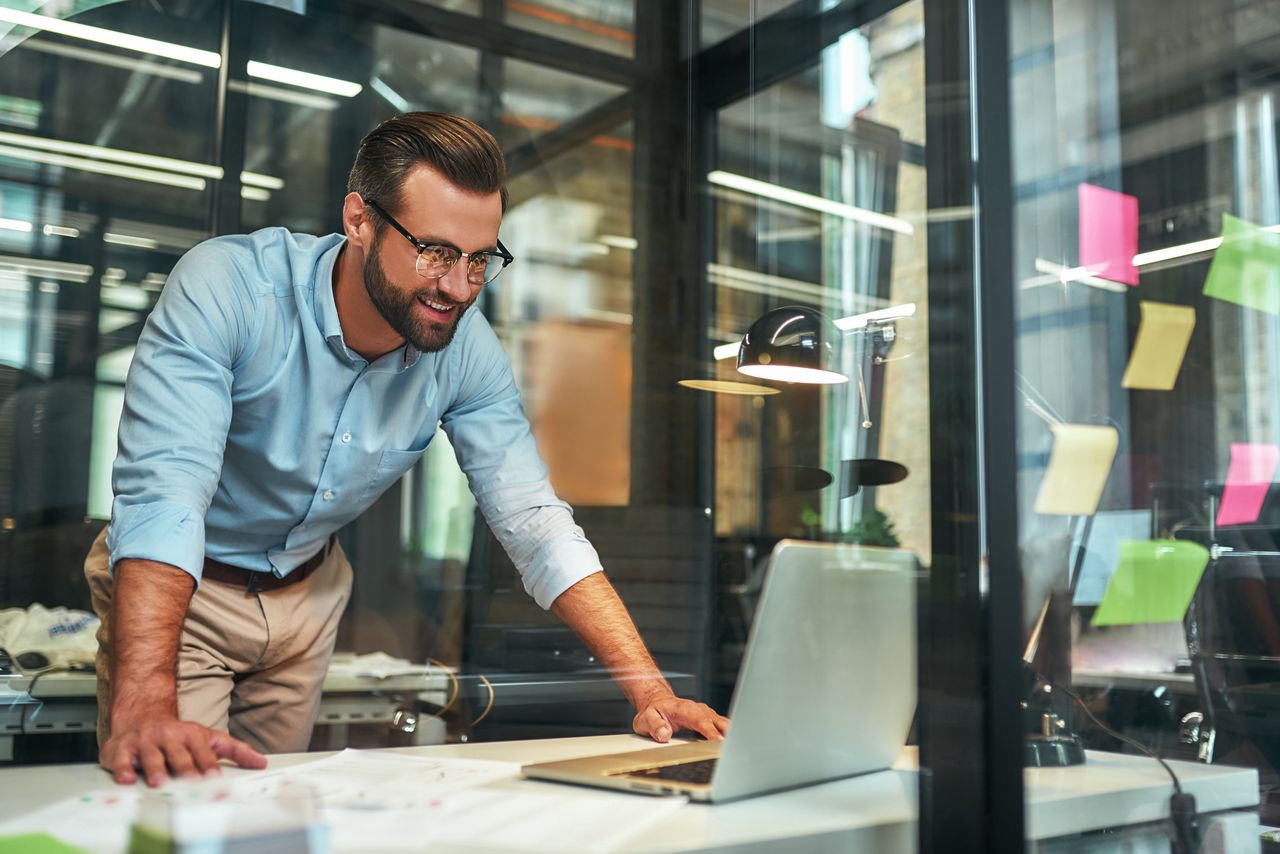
[364,198,514,286]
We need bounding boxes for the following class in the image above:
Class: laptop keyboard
[625,758,718,785]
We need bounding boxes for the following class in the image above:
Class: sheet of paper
[325,787,687,852]
[325,651,445,679]
[1079,183,1139,286]
[1203,213,1280,315]
[228,748,521,807]
[1217,442,1280,526]
[1034,424,1119,516]
[239,751,685,852]
[1091,540,1210,626]
[1121,301,1196,390]
[435,788,687,853]
[1070,509,1153,606]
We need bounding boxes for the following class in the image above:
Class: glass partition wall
[1005,0,1280,847]
[5,0,1212,850]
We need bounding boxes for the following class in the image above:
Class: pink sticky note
[1079,183,1139,286]
[1217,443,1280,526]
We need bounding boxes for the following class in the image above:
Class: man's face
[361,166,503,353]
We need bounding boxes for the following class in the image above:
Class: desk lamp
[736,306,847,385]
[735,304,910,484]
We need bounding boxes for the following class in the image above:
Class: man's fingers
[186,733,222,776]
[103,745,139,785]
[693,719,723,741]
[636,707,672,742]
[138,743,169,788]
[161,737,199,779]
[209,731,268,769]
[682,710,724,742]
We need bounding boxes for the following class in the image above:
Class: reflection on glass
[504,0,634,58]
[710,1,929,571]
[1010,0,1280,832]
[500,57,625,146]
[700,0,798,48]
[502,119,634,507]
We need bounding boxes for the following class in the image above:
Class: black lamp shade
[737,306,847,385]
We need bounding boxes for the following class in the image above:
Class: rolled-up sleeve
[441,312,602,609]
[107,242,248,583]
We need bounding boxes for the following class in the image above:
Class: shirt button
[322,489,334,501]
[341,432,352,443]
[298,524,307,532]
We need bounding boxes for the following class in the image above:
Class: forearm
[550,572,673,709]
[109,559,195,726]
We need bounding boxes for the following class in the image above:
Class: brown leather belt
[202,537,333,594]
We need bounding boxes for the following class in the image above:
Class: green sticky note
[1091,540,1210,627]
[0,832,88,853]
[1203,213,1280,315]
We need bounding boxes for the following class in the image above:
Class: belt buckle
[245,571,261,595]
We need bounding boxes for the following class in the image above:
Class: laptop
[522,539,918,802]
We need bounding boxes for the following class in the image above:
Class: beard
[362,234,474,353]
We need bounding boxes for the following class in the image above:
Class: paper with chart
[323,786,688,852]
[0,751,518,854]
[225,750,686,852]
[0,750,687,853]
[227,748,521,807]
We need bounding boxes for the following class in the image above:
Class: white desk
[0,735,1259,853]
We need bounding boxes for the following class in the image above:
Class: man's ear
[341,192,372,250]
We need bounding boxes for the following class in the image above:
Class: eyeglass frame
[362,197,515,285]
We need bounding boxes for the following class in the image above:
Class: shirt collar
[314,237,422,370]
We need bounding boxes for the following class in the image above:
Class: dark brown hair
[346,112,508,220]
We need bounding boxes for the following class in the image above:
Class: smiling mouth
[418,296,457,314]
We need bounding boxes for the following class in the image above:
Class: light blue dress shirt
[107,227,601,609]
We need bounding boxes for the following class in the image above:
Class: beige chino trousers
[84,528,353,755]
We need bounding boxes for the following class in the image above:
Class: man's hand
[633,694,730,743]
[101,716,267,787]
[101,560,267,787]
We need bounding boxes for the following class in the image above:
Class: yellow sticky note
[1121,301,1196,391]
[1034,424,1119,516]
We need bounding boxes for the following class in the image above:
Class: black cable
[17,663,93,735]
[1050,679,1181,793]
[18,666,64,735]
[1049,678,1201,854]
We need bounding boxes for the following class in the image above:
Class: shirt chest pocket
[360,444,430,504]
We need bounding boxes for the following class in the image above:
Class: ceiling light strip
[0,130,222,178]
[247,61,362,97]
[0,7,220,68]
[708,170,914,235]
[0,132,283,190]
[0,143,207,190]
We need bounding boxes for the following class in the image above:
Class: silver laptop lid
[711,540,918,802]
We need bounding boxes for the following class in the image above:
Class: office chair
[1182,491,1280,824]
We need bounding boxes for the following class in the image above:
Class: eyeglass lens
[415,246,504,284]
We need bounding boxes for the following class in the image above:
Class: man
[85,112,727,788]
